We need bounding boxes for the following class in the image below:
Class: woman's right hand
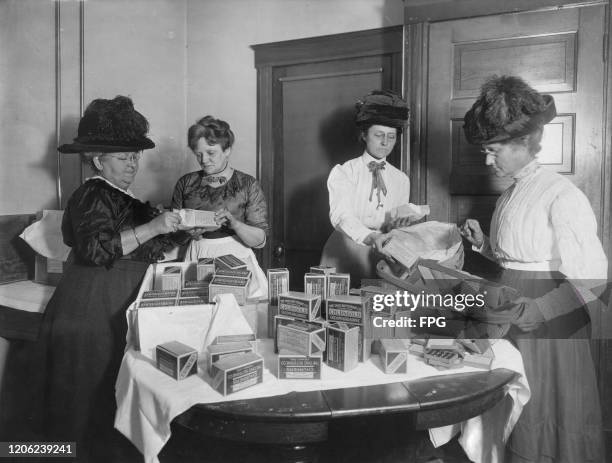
[149,211,182,235]
[460,219,484,247]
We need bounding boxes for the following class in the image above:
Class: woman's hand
[149,211,182,235]
[215,207,238,228]
[364,231,392,256]
[460,219,484,248]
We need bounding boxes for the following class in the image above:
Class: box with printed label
[206,341,255,374]
[142,289,179,300]
[161,266,182,291]
[138,298,177,309]
[214,254,248,271]
[310,265,336,275]
[267,268,289,305]
[196,257,215,281]
[462,346,494,369]
[304,273,327,301]
[277,350,322,380]
[326,322,359,372]
[379,339,409,374]
[215,268,252,280]
[211,352,263,396]
[179,286,209,300]
[326,295,364,324]
[278,291,321,321]
[273,314,296,352]
[209,275,249,305]
[212,333,257,352]
[327,273,350,297]
[156,341,198,380]
[276,319,326,356]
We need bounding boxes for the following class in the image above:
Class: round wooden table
[170,368,517,462]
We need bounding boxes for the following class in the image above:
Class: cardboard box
[179,286,209,300]
[304,273,327,301]
[196,257,215,281]
[379,339,409,374]
[215,268,252,280]
[424,348,463,368]
[184,279,210,289]
[278,291,321,321]
[361,286,397,317]
[34,254,64,286]
[327,273,350,297]
[326,322,359,372]
[267,268,289,305]
[212,333,257,345]
[161,266,182,291]
[273,314,296,352]
[156,341,198,380]
[210,352,263,395]
[462,346,494,369]
[176,209,217,228]
[209,275,249,305]
[178,297,207,306]
[277,350,322,380]
[326,295,364,324]
[276,319,326,356]
[142,289,179,300]
[214,254,248,271]
[138,298,177,308]
[310,265,336,275]
[207,341,255,374]
[381,236,420,270]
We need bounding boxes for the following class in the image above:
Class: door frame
[252,26,405,271]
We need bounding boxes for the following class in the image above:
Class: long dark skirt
[500,269,604,463]
[2,259,147,462]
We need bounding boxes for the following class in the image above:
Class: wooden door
[254,28,403,289]
[426,5,606,234]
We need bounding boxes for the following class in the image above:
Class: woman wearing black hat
[4,96,181,461]
[321,90,420,282]
[461,76,606,462]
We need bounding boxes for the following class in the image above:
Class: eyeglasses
[106,152,141,163]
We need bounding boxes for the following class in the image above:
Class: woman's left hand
[215,207,238,229]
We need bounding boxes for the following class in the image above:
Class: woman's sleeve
[171,176,186,209]
[328,165,372,244]
[550,187,608,281]
[67,189,123,266]
[245,179,269,235]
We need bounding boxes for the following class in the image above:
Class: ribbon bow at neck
[368,161,387,209]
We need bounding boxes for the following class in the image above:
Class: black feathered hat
[355,90,409,129]
[58,95,155,153]
[463,75,556,145]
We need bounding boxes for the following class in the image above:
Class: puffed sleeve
[171,175,187,209]
[550,187,608,280]
[244,178,269,237]
[63,187,123,266]
[328,164,372,244]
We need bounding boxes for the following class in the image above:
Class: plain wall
[0,0,403,214]
[185,0,404,177]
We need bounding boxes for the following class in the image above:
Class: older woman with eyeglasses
[3,96,181,462]
[460,76,607,463]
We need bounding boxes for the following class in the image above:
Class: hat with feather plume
[463,75,556,145]
[355,90,409,129]
[58,95,155,153]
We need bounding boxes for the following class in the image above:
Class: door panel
[427,6,606,233]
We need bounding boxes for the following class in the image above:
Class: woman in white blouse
[461,75,606,463]
[321,90,412,283]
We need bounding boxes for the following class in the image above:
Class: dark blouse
[171,169,269,238]
[62,178,176,266]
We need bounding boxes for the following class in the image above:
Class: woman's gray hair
[80,152,104,172]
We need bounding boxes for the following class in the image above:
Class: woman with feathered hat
[320,90,419,282]
[461,75,607,462]
[2,96,182,461]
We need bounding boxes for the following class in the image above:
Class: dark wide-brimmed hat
[355,90,409,129]
[463,75,556,145]
[58,95,155,153]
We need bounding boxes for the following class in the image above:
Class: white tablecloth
[115,337,529,463]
